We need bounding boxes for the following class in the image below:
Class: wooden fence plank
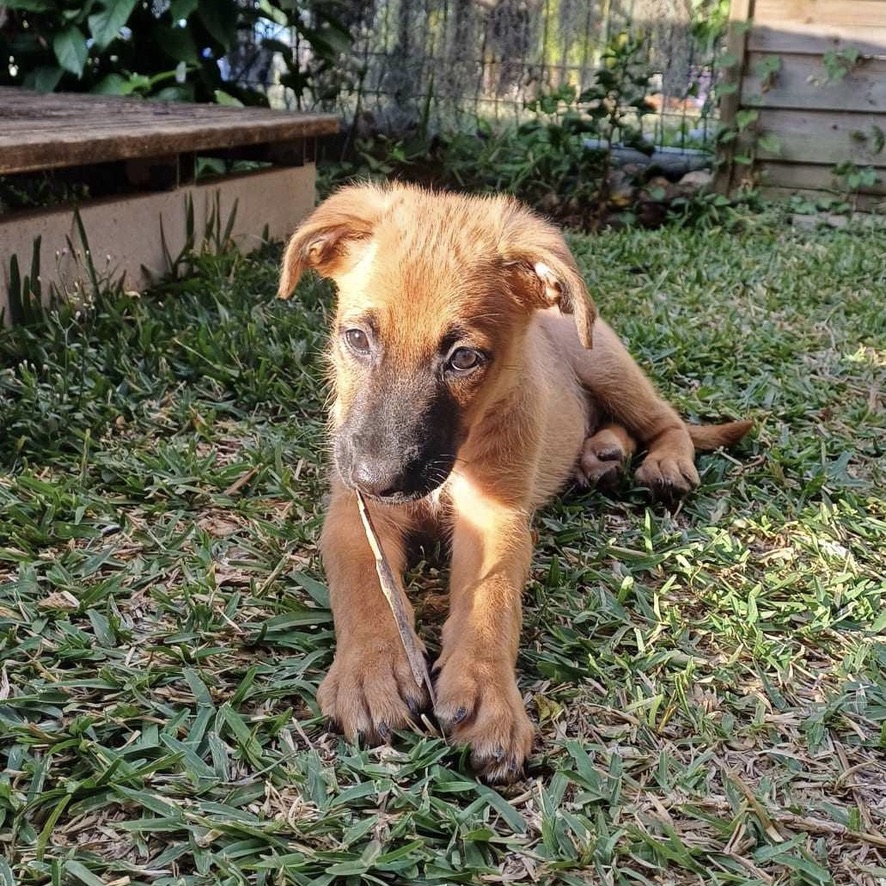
[763,185,884,210]
[715,0,755,194]
[748,24,886,56]
[754,107,886,166]
[753,0,886,29]
[742,52,886,112]
[757,160,886,195]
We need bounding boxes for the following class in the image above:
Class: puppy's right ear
[277,184,388,299]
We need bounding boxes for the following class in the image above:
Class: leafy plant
[828,120,884,204]
[525,28,656,201]
[715,103,781,185]
[667,187,765,230]
[0,0,350,106]
[753,54,782,92]
[820,47,861,83]
[688,0,730,53]
[832,162,881,206]
[0,173,90,213]
[324,30,658,230]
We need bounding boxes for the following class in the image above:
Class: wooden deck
[0,87,339,175]
[0,88,339,323]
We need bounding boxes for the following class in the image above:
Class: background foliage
[0,0,350,105]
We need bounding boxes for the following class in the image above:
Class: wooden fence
[719,0,886,207]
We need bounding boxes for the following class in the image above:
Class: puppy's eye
[447,347,483,374]
[344,328,370,355]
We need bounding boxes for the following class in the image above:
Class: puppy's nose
[351,459,407,498]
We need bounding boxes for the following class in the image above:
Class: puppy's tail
[687,419,753,451]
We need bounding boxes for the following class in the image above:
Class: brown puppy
[278,183,750,782]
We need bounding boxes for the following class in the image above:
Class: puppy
[278,183,750,782]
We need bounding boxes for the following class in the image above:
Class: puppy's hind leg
[566,318,699,499]
[576,423,638,491]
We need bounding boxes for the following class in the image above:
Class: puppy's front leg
[434,479,535,782]
[318,483,427,744]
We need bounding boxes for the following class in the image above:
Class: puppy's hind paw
[576,430,629,491]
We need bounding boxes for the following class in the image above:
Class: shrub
[0,0,349,106]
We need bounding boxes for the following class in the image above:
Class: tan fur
[279,183,751,782]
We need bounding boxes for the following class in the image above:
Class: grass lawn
[0,211,883,885]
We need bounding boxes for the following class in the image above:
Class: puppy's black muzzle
[334,371,462,503]
[335,436,456,502]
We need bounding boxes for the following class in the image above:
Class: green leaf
[757,133,782,154]
[735,109,759,131]
[257,0,288,26]
[87,609,115,646]
[158,734,218,780]
[154,84,193,101]
[170,0,200,19]
[36,794,72,861]
[0,859,15,886]
[154,23,199,63]
[91,73,133,95]
[376,839,425,864]
[753,55,782,78]
[2,0,54,9]
[475,785,527,833]
[183,667,214,707]
[197,0,238,48]
[113,787,182,819]
[218,704,267,766]
[214,89,244,106]
[64,860,106,886]
[293,571,330,608]
[53,27,89,77]
[23,66,63,93]
[88,0,137,50]
[327,858,369,876]
[329,781,384,807]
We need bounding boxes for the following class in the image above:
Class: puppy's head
[278,183,596,502]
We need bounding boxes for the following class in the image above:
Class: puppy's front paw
[318,637,429,745]
[635,451,699,500]
[434,656,534,783]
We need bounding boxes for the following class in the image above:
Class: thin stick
[355,491,436,706]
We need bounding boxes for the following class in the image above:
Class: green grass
[1,214,884,885]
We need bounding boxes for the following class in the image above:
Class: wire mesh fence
[234,0,724,150]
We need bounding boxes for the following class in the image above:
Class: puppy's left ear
[501,205,596,348]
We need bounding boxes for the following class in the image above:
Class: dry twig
[356,491,436,705]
